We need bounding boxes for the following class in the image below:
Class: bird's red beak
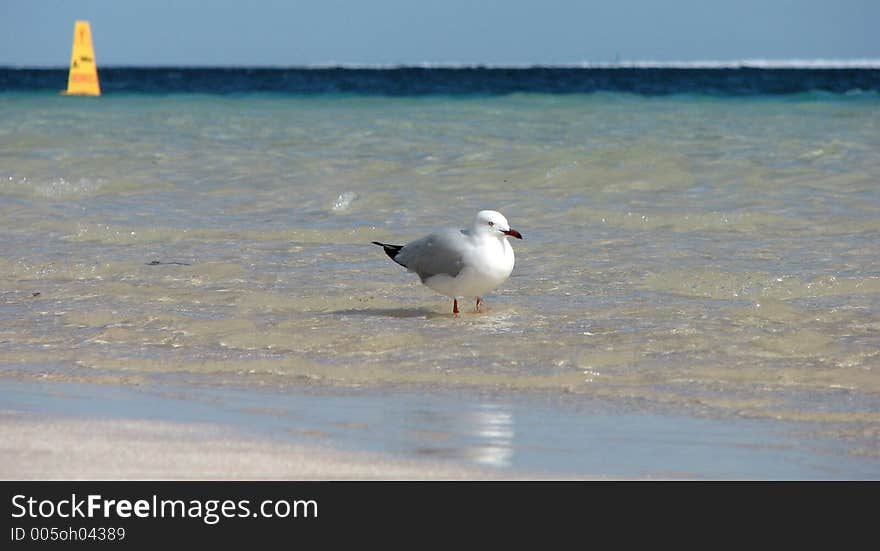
[503,228,523,239]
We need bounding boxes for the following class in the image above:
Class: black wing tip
[372,241,404,261]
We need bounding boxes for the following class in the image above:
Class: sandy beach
[2,378,876,480]
[0,411,515,480]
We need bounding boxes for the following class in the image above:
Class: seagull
[373,210,523,314]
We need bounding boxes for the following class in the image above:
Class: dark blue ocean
[2,66,879,95]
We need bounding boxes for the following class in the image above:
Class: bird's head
[473,210,522,240]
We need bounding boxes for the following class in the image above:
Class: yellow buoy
[62,20,101,96]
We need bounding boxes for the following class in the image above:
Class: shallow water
[1,91,879,468]
[5,379,877,479]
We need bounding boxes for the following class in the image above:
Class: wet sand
[0,413,513,481]
[2,379,876,480]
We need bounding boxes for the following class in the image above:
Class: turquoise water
[1,90,879,474]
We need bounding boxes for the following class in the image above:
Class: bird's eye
[488,221,494,226]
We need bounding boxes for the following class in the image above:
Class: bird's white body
[374,210,522,313]
[422,231,515,299]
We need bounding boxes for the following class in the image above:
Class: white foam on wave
[576,59,880,69]
[298,59,880,70]
[2,175,105,199]
[332,191,358,212]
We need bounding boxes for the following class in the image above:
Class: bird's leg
[453,299,459,315]
[475,297,483,312]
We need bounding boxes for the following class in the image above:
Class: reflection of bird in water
[406,402,515,468]
[465,404,515,468]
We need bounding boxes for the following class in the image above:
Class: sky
[1,0,878,67]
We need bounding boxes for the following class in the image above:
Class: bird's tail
[372,241,404,262]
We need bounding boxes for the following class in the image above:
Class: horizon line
[4,58,880,70]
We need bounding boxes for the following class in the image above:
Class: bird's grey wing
[396,228,467,282]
